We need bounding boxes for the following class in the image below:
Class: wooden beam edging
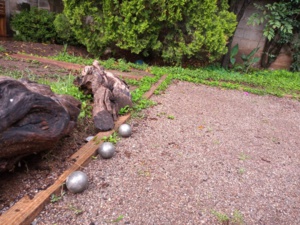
[11,54,84,71]
[0,74,167,225]
[11,54,144,80]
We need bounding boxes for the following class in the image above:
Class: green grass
[39,53,300,113]
[2,52,299,125]
[51,52,300,101]
[52,53,148,71]
[150,66,300,99]
[0,66,92,119]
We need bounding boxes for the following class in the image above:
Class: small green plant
[112,215,124,223]
[230,44,260,73]
[156,112,166,117]
[0,45,6,53]
[119,105,131,115]
[46,74,93,119]
[230,44,239,66]
[238,168,246,174]
[101,132,120,144]
[69,205,84,215]
[167,115,175,120]
[92,136,101,145]
[50,192,65,203]
[238,153,250,161]
[240,47,260,73]
[117,59,130,72]
[232,210,244,225]
[212,210,230,224]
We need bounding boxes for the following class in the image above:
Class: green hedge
[11,7,79,45]
[63,0,237,64]
[11,7,56,43]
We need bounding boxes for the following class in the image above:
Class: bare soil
[1,40,300,225]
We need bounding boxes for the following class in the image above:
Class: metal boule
[66,171,88,193]
[118,124,132,138]
[98,142,115,159]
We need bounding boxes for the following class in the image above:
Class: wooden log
[0,76,81,171]
[77,60,132,131]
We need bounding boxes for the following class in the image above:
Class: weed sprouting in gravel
[238,168,246,174]
[101,132,120,144]
[0,45,6,52]
[50,192,65,203]
[211,210,230,224]
[238,153,250,161]
[211,209,244,225]
[167,115,175,120]
[69,205,84,215]
[119,105,131,115]
[232,210,244,224]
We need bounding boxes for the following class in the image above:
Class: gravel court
[36,81,300,225]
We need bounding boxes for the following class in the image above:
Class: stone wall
[9,0,49,12]
[232,0,292,69]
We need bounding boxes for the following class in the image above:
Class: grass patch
[51,53,148,71]
[150,66,300,100]
[0,66,92,119]
[50,52,300,108]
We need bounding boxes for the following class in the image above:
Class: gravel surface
[36,81,300,225]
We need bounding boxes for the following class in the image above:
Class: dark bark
[261,34,283,68]
[47,0,64,13]
[77,60,132,131]
[221,0,253,69]
[0,76,81,171]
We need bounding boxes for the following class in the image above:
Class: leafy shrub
[248,1,300,71]
[54,13,79,45]
[11,7,56,43]
[63,0,237,64]
[290,34,300,72]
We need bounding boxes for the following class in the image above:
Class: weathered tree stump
[0,76,81,171]
[76,60,132,131]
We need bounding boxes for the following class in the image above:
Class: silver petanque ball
[98,142,116,159]
[118,124,132,138]
[66,171,88,193]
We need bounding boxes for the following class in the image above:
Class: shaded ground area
[0,41,93,214]
[37,82,300,224]
[0,39,89,57]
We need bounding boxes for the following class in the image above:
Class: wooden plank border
[11,54,145,80]
[0,74,167,225]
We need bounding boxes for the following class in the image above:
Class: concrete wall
[9,0,49,12]
[232,0,292,69]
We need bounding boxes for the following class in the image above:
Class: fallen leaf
[198,125,204,130]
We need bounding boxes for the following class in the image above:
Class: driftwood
[76,60,132,131]
[0,76,81,171]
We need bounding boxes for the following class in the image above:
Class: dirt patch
[0,39,89,58]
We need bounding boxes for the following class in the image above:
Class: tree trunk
[47,0,64,13]
[221,0,253,69]
[76,60,132,131]
[0,76,81,171]
[260,32,283,68]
